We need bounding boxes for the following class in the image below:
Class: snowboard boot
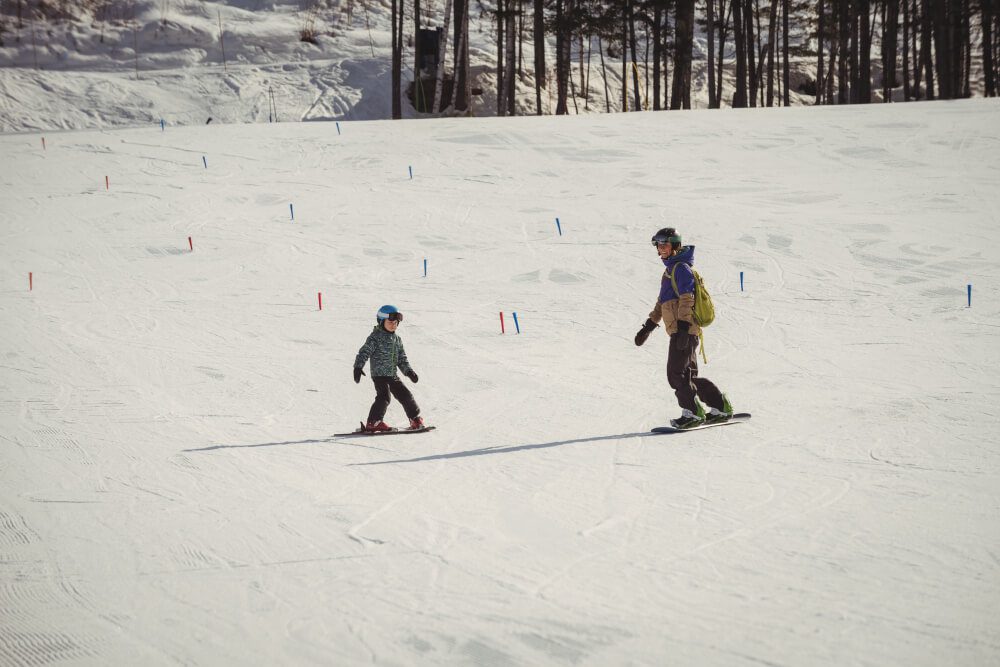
[407,416,425,430]
[671,402,706,430]
[705,394,734,424]
[364,420,392,433]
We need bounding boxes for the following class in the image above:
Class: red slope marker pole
[105,175,109,190]
[188,236,193,251]
[500,311,505,334]
[29,272,33,291]
[318,292,323,311]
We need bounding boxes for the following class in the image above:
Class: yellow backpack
[670,264,715,362]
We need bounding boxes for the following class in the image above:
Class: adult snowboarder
[634,228,734,429]
[353,305,425,432]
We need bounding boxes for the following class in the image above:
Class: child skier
[353,305,424,432]
[633,227,734,429]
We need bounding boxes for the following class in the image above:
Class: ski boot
[363,420,393,433]
[407,416,425,431]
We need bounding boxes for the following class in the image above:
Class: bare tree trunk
[962,0,972,97]
[414,0,423,110]
[920,0,935,99]
[818,0,826,104]
[434,0,454,113]
[392,0,402,118]
[654,4,663,109]
[858,0,872,102]
[782,0,789,104]
[913,0,923,96]
[838,0,849,102]
[746,0,758,106]
[755,0,767,105]
[708,0,717,107]
[984,0,996,96]
[934,0,954,99]
[671,0,695,108]
[598,33,612,112]
[902,0,911,99]
[883,0,900,101]
[506,6,517,114]
[828,22,839,101]
[629,0,643,110]
[454,0,471,112]
[733,0,748,105]
[766,0,779,105]
[663,8,671,108]
[555,0,570,113]
[534,0,545,114]
[717,0,732,105]
[497,0,506,115]
[849,0,859,102]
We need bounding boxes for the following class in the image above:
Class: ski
[333,426,436,437]
[651,413,751,434]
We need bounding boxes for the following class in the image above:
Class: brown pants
[667,334,724,414]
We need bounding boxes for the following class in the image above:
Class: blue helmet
[376,305,403,323]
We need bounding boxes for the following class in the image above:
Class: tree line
[389,0,1000,116]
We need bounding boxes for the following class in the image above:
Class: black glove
[406,370,419,383]
[674,320,692,350]
[634,318,658,346]
[353,367,365,383]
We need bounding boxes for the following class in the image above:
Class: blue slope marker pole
[409,165,413,180]
[512,312,521,334]
[202,156,207,169]
[336,122,341,135]
[968,284,972,307]
[160,119,165,131]
[556,217,562,236]
[740,271,744,291]
[423,258,427,277]
[290,204,295,221]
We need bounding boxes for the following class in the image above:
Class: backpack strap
[672,264,710,365]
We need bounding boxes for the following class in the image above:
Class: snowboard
[651,412,751,434]
[333,425,436,437]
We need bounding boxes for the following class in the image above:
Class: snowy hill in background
[2,98,999,664]
[0,0,818,132]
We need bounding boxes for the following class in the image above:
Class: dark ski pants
[667,334,724,414]
[367,376,420,424]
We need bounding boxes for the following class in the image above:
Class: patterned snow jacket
[648,245,701,337]
[354,326,415,378]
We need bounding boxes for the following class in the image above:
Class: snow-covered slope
[1,99,999,665]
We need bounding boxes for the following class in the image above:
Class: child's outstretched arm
[396,340,418,382]
[354,332,376,372]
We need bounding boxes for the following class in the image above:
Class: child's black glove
[634,318,658,346]
[674,320,692,350]
[406,370,419,383]
[353,367,365,383]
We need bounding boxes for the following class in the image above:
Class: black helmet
[651,227,682,249]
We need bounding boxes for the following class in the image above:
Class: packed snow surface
[1,99,999,665]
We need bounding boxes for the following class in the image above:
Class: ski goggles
[651,233,682,247]
[384,312,403,323]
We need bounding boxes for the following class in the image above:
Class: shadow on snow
[349,431,655,466]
